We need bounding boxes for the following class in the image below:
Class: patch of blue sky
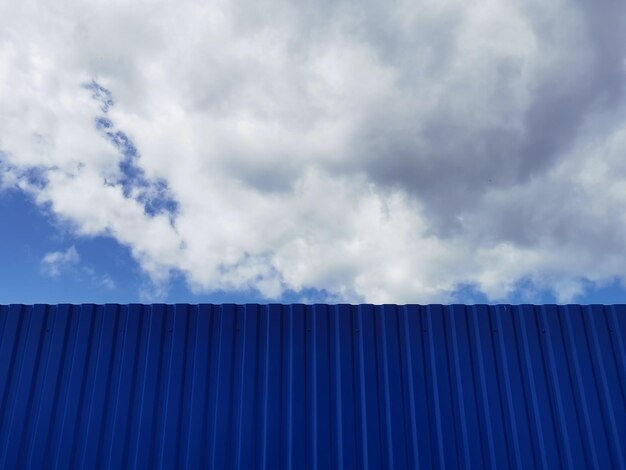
[138,179,180,216]
[452,279,561,304]
[20,166,49,190]
[0,189,137,303]
[95,116,113,130]
[452,278,626,305]
[570,278,626,304]
[108,129,137,159]
[164,270,337,304]
[83,80,114,113]
[451,283,491,304]
[0,189,336,303]
[0,154,48,190]
[88,81,178,218]
[279,287,340,304]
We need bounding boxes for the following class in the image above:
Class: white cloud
[3,0,626,302]
[41,246,80,278]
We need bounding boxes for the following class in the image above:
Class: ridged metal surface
[0,304,624,469]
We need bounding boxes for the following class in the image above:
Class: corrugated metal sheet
[0,304,624,469]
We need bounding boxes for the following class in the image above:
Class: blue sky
[0,188,337,304]
[1,0,626,304]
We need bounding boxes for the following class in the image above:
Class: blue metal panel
[0,304,624,469]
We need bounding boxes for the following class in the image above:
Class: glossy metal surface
[0,304,624,468]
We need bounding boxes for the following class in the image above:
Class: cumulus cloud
[2,0,626,302]
[41,246,80,278]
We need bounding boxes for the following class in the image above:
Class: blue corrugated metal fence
[0,304,624,469]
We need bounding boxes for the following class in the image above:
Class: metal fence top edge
[2,303,625,308]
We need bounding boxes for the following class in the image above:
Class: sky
[1,0,626,304]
